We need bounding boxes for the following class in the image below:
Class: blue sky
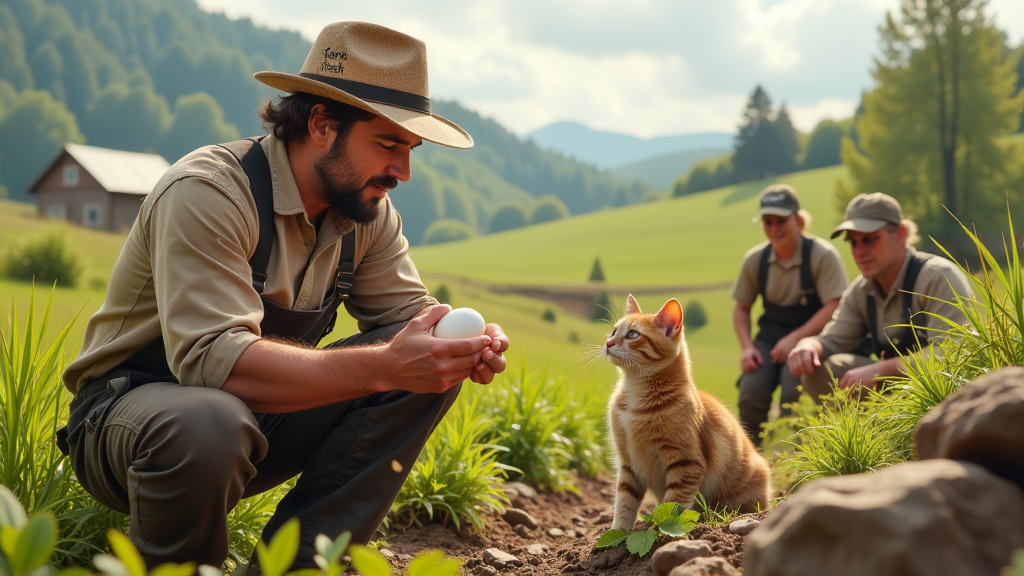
[196,0,1024,138]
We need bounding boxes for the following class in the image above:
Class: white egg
[432,307,487,339]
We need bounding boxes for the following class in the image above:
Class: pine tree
[839,0,1024,237]
[590,290,613,322]
[767,104,800,175]
[733,85,775,181]
[588,257,606,282]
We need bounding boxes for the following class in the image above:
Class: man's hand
[740,345,764,373]
[787,338,822,377]
[770,333,799,364]
[471,323,510,384]
[383,305,492,393]
[838,364,881,390]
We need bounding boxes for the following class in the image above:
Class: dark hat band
[299,73,431,114]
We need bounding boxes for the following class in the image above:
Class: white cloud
[195,0,1024,137]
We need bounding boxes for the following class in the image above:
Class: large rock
[668,557,740,576]
[916,367,1024,485]
[744,460,1024,576]
[652,540,713,576]
[502,507,539,529]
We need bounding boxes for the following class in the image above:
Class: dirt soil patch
[382,475,765,575]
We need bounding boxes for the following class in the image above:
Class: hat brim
[254,71,474,149]
[757,207,797,217]
[830,218,889,239]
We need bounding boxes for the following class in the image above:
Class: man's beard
[312,137,398,224]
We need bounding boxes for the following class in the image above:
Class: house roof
[58,143,171,195]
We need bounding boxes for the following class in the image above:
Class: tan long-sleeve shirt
[62,134,436,393]
[814,248,972,358]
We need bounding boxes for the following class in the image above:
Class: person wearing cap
[731,185,847,443]
[57,22,509,570]
[787,193,972,397]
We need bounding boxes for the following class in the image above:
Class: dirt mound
[382,475,761,575]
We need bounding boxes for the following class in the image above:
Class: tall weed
[0,286,121,565]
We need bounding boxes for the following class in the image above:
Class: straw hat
[255,21,473,149]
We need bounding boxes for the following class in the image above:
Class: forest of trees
[0,0,650,244]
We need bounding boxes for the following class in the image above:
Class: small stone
[548,528,565,537]
[728,516,761,535]
[514,525,531,538]
[565,529,578,538]
[397,553,413,562]
[528,556,542,566]
[472,566,497,576]
[527,543,547,556]
[668,557,741,576]
[571,514,586,526]
[503,507,540,529]
[483,548,521,569]
[589,546,629,570]
[597,510,614,524]
[379,548,396,561]
[505,481,538,499]
[652,540,713,576]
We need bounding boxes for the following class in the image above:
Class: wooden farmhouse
[28,143,171,233]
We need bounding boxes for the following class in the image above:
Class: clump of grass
[3,226,85,287]
[390,398,512,531]
[0,285,123,566]
[479,368,605,492]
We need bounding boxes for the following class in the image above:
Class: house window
[82,203,103,228]
[63,165,79,187]
[46,203,67,221]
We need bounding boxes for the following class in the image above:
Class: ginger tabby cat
[605,295,771,530]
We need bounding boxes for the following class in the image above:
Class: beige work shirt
[814,248,972,358]
[732,235,848,307]
[62,134,436,393]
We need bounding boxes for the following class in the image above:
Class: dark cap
[831,193,904,239]
[757,185,800,218]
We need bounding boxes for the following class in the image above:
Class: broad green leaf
[314,531,350,566]
[0,488,27,530]
[2,526,20,559]
[257,519,300,576]
[348,544,392,576]
[594,529,628,549]
[658,509,699,537]
[92,554,131,576]
[107,531,146,576]
[406,550,461,576]
[638,513,653,523]
[625,528,657,558]
[652,502,682,526]
[10,514,57,575]
[149,563,195,576]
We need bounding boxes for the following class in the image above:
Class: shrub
[3,227,84,287]
[530,195,570,225]
[541,308,556,323]
[588,257,605,282]
[683,301,708,330]
[421,219,474,245]
[487,203,529,234]
[433,283,452,305]
[590,290,614,323]
[390,399,511,530]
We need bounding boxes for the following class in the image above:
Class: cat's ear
[625,293,641,315]
[655,299,683,339]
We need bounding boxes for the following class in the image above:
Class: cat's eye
[626,330,639,339]
[608,328,617,337]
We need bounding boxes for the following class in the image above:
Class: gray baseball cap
[831,193,904,239]
[756,185,800,218]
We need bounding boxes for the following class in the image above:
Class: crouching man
[57,22,510,572]
[787,193,971,395]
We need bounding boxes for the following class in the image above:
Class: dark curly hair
[258,92,376,143]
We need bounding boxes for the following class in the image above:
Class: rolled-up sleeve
[145,175,262,388]
[731,248,761,306]
[345,199,437,332]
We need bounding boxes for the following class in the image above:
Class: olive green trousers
[68,324,460,569]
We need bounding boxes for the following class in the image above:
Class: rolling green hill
[612,148,731,190]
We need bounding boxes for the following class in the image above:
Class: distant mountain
[527,122,734,169]
[612,148,731,190]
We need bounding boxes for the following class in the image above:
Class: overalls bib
[754,236,822,348]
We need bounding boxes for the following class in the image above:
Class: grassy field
[2,165,855,406]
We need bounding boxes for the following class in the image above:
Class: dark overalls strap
[757,237,816,304]
[755,237,822,347]
[866,252,933,357]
